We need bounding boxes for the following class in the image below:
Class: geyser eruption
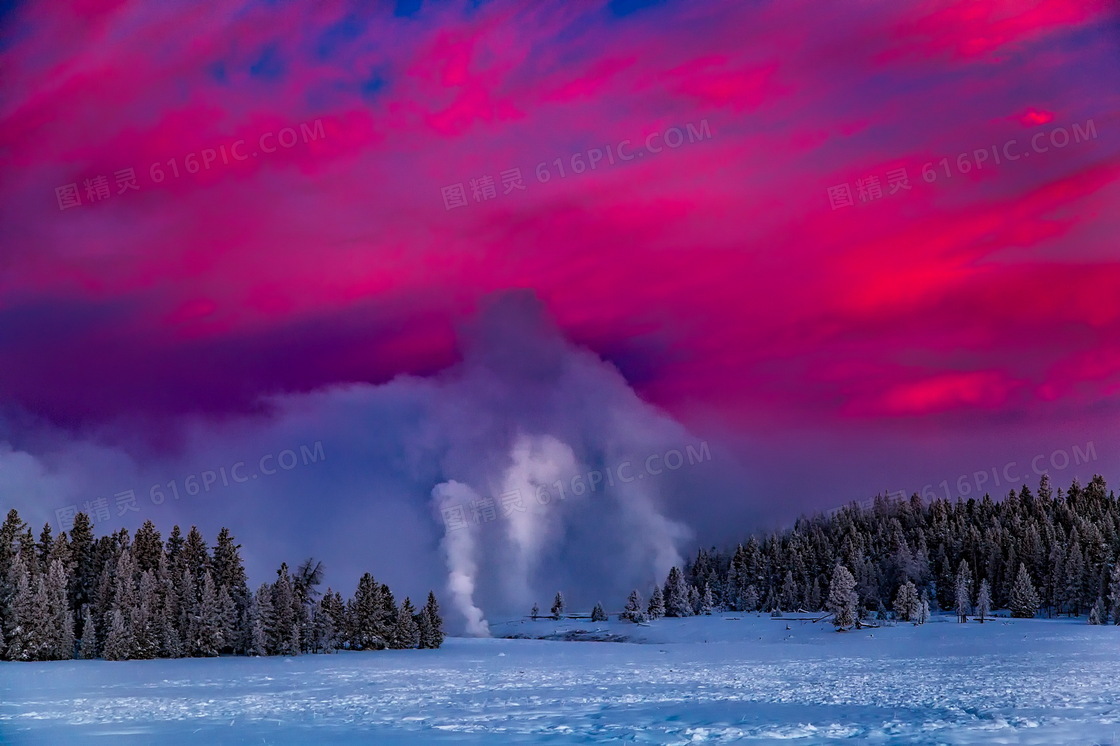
[431,480,490,636]
[1,290,705,636]
[428,292,694,634]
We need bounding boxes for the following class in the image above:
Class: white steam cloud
[0,291,706,633]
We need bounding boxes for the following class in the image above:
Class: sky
[1,0,1118,623]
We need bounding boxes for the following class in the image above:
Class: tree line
[0,511,443,661]
[611,474,1120,626]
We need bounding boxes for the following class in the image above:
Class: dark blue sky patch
[249,44,285,80]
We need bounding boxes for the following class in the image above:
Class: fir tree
[530,602,539,619]
[664,567,692,617]
[1108,564,1120,625]
[700,583,714,615]
[419,591,443,649]
[551,591,565,620]
[101,609,132,661]
[591,602,607,622]
[5,555,41,660]
[622,589,644,622]
[132,520,163,574]
[350,573,384,650]
[954,560,972,623]
[647,586,665,620]
[271,565,300,656]
[1089,597,1104,625]
[976,579,992,623]
[893,580,920,622]
[391,597,420,649]
[247,584,273,656]
[67,513,96,640]
[78,605,98,659]
[827,564,858,630]
[1009,563,1040,619]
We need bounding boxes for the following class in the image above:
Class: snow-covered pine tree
[5,555,41,660]
[826,564,858,630]
[132,520,163,575]
[622,589,644,622]
[780,570,797,612]
[1108,564,1120,625]
[350,572,383,650]
[647,586,665,620]
[954,560,972,623]
[893,580,919,622]
[78,605,98,659]
[420,591,443,649]
[181,526,211,582]
[700,583,714,615]
[918,594,930,625]
[43,558,75,659]
[131,570,158,659]
[591,602,607,622]
[688,584,700,615]
[976,579,991,623]
[530,602,539,619]
[742,584,760,613]
[212,528,250,653]
[102,548,139,660]
[175,567,197,650]
[1089,597,1104,625]
[101,609,132,661]
[247,583,273,656]
[155,553,182,658]
[189,571,223,657]
[390,597,420,649]
[664,567,691,617]
[271,565,300,656]
[551,591,565,620]
[68,513,96,643]
[1008,563,1040,619]
[375,583,397,647]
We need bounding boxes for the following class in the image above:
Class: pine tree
[102,609,132,661]
[78,605,98,659]
[247,584,273,656]
[647,586,665,620]
[551,591,565,620]
[1009,563,1040,619]
[976,579,992,623]
[742,584,760,612]
[623,589,645,622]
[350,572,383,650]
[5,555,41,660]
[181,526,210,582]
[1089,597,1104,625]
[700,583,714,615]
[419,591,443,649]
[530,602,540,619]
[68,513,96,641]
[893,580,920,622]
[591,601,607,622]
[827,564,858,630]
[132,520,163,574]
[954,560,972,623]
[664,567,692,617]
[390,597,420,649]
[1108,564,1120,625]
[917,594,930,625]
[42,558,75,659]
[271,565,299,656]
[156,553,182,658]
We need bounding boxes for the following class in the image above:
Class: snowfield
[2,613,1119,745]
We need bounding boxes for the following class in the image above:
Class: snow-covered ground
[2,613,1119,744]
